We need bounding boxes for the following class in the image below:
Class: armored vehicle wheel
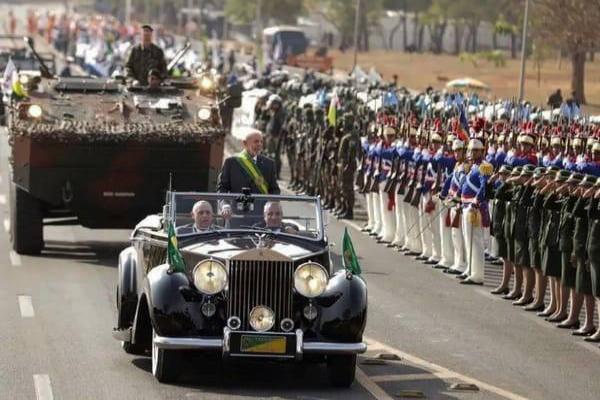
[327,354,356,388]
[151,329,181,383]
[9,181,43,255]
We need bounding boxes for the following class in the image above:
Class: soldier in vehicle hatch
[125,25,167,85]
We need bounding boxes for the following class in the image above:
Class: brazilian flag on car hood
[342,228,362,275]
[167,222,186,273]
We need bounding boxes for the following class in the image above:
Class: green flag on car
[342,228,362,275]
[167,222,186,273]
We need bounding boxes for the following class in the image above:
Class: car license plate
[240,335,287,354]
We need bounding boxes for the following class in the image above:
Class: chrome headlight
[199,75,214,91]
[197,107,212,120]
[27,104,43,118]
[249,305,275,332]
[193,259,227,295]
[19,74,30,85]
[294,262,328,298]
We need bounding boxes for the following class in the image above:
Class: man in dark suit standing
[218,129,280,195]
[217,129,280,219]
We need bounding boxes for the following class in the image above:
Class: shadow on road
[130,353,468,399]
[40,239,127,268]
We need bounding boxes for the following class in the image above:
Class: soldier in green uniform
[538,170,569,319]
[284,106,301,189]
[584,180,600,342]
[336,114,360,219]
[569,175,597,336]
[125,25,167,85]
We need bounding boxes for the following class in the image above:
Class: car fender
[315,270,368,342]
[116,246,138,328]
[142,264,194,337]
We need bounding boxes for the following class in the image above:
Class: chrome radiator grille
[228,259,294,331]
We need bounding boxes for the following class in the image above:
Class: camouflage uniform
[124,43,167,85]
[336,120,360,219]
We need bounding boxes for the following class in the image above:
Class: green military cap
[533,167,547,178]
[520,164,536,177]
[566,172,584,184]
[554,170,571,182]
[141,24,154,32]
[511,166,524,176]
[581,174,597,187]
[499,165,513,174]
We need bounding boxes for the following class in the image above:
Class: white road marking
[370,371,456,383]
[33,374,54,400]
[364,336,528,400]
[3,218,9,233]
[356,367,395,400]
[18,295,35,318]
[0,194,5,205]
[9,250,21,267]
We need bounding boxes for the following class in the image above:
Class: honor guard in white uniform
[458,139,494,285]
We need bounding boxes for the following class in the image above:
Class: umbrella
[446,77,490,91]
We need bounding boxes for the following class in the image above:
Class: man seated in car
[177,200,220,234]
[253,201,298,234]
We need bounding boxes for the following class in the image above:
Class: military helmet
[467,138,484,151]
[555,170,571,182]
[533,167,547,179]
[566,172,584,184]
[520,164,536,177]
[383,126,396,137]
[452,139,465,151]
[581,174,597,188]
[499,165,513,175]
[511,166,524,176]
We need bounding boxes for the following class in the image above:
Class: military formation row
[247,73,600,342]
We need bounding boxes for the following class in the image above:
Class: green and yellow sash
[235,150,269,194]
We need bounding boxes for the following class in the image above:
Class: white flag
[2,58,16,95]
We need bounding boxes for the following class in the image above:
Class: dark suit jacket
[217,154,280,194]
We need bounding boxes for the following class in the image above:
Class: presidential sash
[235,151,269,194]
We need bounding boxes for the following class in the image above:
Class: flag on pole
[167,222,186,273]
[342,228,362,275]
[2,58,16,95]
[328,89,338,127]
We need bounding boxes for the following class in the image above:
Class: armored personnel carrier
[5,38,241,254]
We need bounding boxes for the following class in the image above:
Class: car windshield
[170,192,323,241]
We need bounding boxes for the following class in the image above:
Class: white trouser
[462,207,485,283]
[483,226,491,254]
[419,196,433,259]
[408,205,422,253]
[428,196,442,262]
[400,197,411,249]
[438,207,454,267]
[379,183,396,242]
[490,236,500,258]
[392,194,406,246]
[372,191,382,236]
[365,191,374,231]
[450,207,467,272]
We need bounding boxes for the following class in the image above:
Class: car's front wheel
[151,329,181,383]
[327,354,356,388]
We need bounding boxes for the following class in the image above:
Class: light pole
[518,0,530,101]
[352,0,361,71]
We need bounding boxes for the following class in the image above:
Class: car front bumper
[152,328,367,358]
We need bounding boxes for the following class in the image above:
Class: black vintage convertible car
[113,191,368,387]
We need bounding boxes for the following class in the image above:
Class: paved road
[0,130,599,400]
